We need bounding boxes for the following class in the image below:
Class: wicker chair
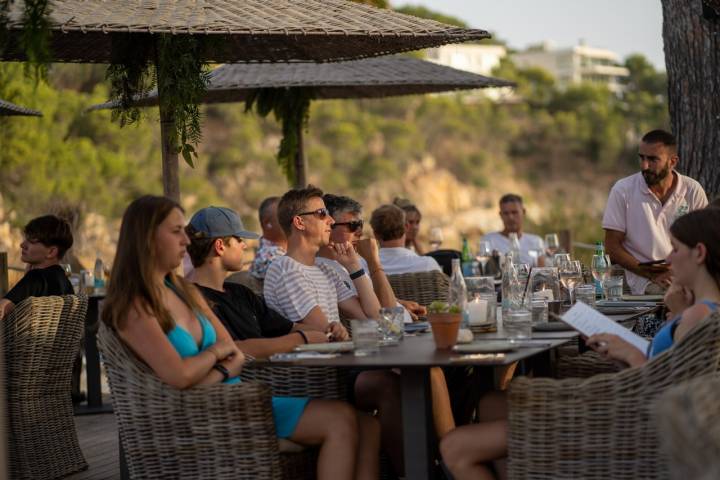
[242,363,349,401]
[3,295,89,480]
[98,323,316,479]
[507,312,720,479]
[656,374,720,480]
[387,270,449,306]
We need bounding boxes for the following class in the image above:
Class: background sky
[393,0,666,70]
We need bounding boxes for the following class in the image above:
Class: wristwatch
[212,363,230,382]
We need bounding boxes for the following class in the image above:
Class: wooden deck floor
[67,413,120,480]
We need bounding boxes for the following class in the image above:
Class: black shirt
[4,264,74,305]
[196,282,294,341]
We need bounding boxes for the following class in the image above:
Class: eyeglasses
[297,208,330,219]
[331,220,364,233]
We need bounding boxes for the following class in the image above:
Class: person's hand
[329,241,361,272]
[302,330,330,344]
[664,283,694,318]
[586,333,646,367]
[326,322,350,342]
[0,299,14,322]
[398,299,427,321]
[355,238,380,266]
[220,349,246,378]
[635,263,670,280]
[650,270,673,289]
[207,339,239,361]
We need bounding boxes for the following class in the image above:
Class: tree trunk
[158,100,180,202]
[293,122,307,189]
[662,0,720,199]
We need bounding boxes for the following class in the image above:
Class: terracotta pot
[427,312,461,349]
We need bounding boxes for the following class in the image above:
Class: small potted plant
[427,301,462,349]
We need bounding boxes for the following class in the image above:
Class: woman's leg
[354,370,404,474]
[289,399,359,480]
[440,420,508,480]
[430,367,456,437]
[355,412,381,480]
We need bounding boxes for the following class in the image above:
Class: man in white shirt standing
[603,129,708,295]
[481,194,545,266]
[369,204,442,275]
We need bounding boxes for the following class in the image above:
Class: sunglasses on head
[297,208,330,219]
[331,220,364,233]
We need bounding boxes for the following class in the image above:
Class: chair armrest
[555,351,622,379]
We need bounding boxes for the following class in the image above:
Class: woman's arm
[673,303,712,344]
[586,333,647,368]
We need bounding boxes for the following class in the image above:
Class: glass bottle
[93,254,106,292]
[449,258,469,327]
[461,236,475,277]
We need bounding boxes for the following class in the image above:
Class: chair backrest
[656,374,720,480]
[98,323,287,479]
[387,270,449,306]
[225,270,264,296]
[4,295,87,396]
[423,249,461,276]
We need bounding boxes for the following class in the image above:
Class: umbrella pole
[294,121,307,189]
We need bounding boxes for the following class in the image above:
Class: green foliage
[351,0,389,7]
[0,0,51,82]
[394,5,468,28]
[244,87,316,184]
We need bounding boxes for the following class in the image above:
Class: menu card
[560,302,650,353]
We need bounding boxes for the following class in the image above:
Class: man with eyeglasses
[185,206,332,359]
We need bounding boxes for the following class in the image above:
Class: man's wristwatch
[212,363,230,382]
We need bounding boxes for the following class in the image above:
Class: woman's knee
[440,430,465,470]
[326,401,360,440]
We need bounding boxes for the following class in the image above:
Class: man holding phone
[602,129,707,294]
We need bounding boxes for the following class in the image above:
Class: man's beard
[642,165,670,186]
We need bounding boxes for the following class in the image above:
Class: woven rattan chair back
[98,323,315,479]
[508,312,720,480]
[656,374,720,480]
[4,295,88,480]
[387,270,449,306]
[242,364,350,400]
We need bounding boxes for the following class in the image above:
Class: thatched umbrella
[1,0,491,200]
[0,98,42,116]
[90,55,515,187]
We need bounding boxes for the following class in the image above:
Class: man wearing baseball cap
[185,206,331,359]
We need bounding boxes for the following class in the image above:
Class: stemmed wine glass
[545,233,560,259]
[429,227,444,251]
[591,253,611,285]
[476,240,492,275]
[559,260,583,304]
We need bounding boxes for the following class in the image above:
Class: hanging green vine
[245,87,316,184]
[0,0,52,82]
[106,33,211,168]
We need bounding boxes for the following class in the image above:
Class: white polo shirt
[378,247,442,275]
[602,171,708,294]
[481,231,545,267]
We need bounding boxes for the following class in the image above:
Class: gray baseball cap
[189,206,260,240]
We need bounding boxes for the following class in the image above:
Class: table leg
[75,296,112,415]
[401,367,433,480]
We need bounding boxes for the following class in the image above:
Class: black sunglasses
[297,208,330,219]
[331,220,364,233]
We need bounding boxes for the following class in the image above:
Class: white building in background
[425,44,514,102]
[512,41,630,95]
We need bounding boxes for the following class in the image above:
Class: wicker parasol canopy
[2,0,490,63]
[91,56,515,108]
[0,98,42,116]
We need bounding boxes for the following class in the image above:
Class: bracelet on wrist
[296,330,309,344]
[349,268,366,280]
[212,363,230,382]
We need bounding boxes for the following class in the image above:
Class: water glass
[602,276,624,301]
[379,307,404,341]
[80,270,95,295]
[575,284,597,307]
[525,267,561,304]
[351,320,380,356]
[530,293,548,324]
[467,292,497,326]
[69,273,81,294]
[465,276,496,295]
[504,309,532,340]
[545,233,560,257]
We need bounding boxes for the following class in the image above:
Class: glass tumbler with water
[602,276,624,301]
[504,309,532,341]
[575,284,597,307]
[379,307,404,342]
[351,319,380,356]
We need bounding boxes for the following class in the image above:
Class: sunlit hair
[277,185,324,237]
[323,193,362,218]
[23,215,74,259]
[393,197,421,217]
[670,208,720,289]
[499,193,523,207]
[371,204,406,242]
[641,129,677,156]
[102,195,202,333]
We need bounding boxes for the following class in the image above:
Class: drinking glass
[379,307,404,342]
[351,320,380,356]
[591,254,611,284]
[476,240,492,275]
[545,233,560,258]
[553,253,571,268]
[530,295,548,324]
[504,309,532,340]
[559,260,583,304]
[465,276,496,296]
[602,276,624,301]
[467,292,497,327]
[575,284,597,307]
[429,227,444,251]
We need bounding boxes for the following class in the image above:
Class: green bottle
[461,237,475,276]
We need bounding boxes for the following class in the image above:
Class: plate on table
[405,321,430,333]
[533,322,574,332]
[295,342,353,353]
[453,341,517,353]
